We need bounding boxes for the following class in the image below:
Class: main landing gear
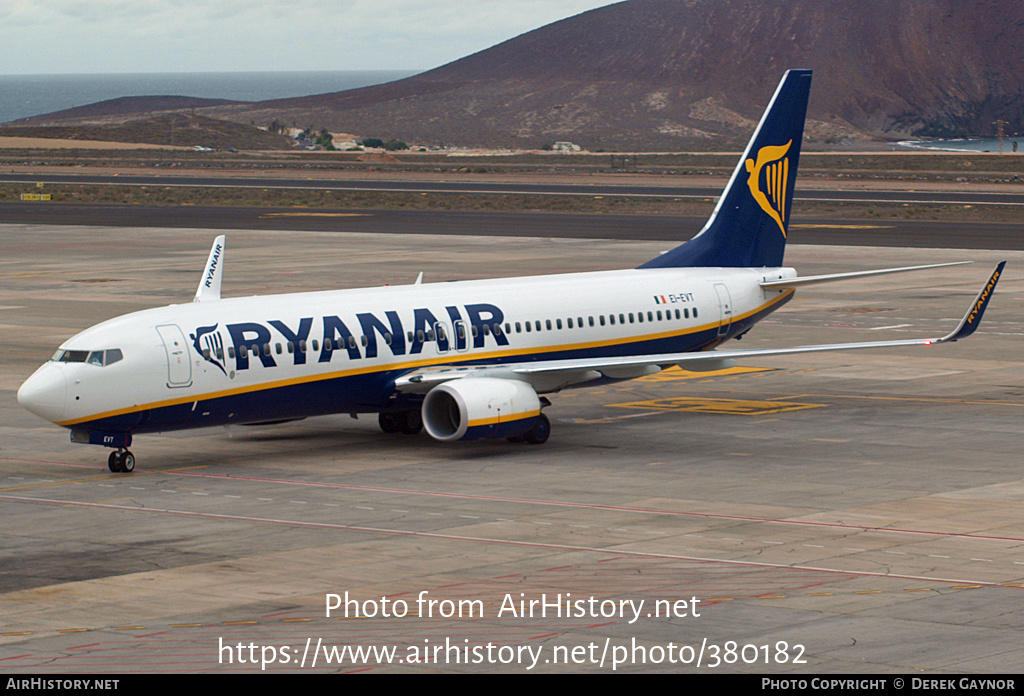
[378,409,423,435]
[507,413,550,445]
[108,449,136,473]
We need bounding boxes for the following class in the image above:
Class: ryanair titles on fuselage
[191,303,508,374]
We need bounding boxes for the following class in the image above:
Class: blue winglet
[942,262,1006,342]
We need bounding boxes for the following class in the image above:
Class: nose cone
[18,363,68,423]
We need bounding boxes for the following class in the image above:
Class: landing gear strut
[107,449,136,473]
[379,409,423,435]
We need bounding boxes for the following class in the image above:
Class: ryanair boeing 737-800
[17,70,1005,472]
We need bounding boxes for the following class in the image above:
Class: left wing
[396,262,1005,393]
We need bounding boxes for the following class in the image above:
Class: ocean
[898,138,1022,154]
[0,70,419,124]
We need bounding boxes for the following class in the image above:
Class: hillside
[0,113,293,150]
[17,0,1024,150]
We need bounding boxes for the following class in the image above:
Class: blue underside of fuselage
[69,296,788,439]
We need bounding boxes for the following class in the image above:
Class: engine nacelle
[422,378,542,442]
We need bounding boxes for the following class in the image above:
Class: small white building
[551,141,582,152]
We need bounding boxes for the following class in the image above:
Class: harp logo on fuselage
[745,140,792,238]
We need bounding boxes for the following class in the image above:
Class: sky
[1,0,620,75]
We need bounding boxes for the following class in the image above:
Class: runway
[1,223,1022,673]
[3,171,1024,206]
[2,202,1022,250]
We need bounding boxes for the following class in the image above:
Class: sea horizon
[0,70,421,124]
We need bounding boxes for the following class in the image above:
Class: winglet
[939,262,1005,342]
[194,235,226,302]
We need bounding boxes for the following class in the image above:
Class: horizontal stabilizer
[760,261,971,289]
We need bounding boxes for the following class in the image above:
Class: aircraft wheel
[121,451,135,473]
[402,409,423,435]
[108,451,121,473]
[524,413,550,445]
[378,411,401,434]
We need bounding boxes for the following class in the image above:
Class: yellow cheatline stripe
[58,290,794,427]
[467,410,541,428]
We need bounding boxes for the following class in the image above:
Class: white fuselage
[19,265,796,436]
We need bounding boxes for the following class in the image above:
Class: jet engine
[422,378,545,442]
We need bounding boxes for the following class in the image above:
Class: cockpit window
[53,350,89,363]
[52,348,123,366]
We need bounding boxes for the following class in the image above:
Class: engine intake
[422,378,541,442]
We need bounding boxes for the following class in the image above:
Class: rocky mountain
[23,0,1024,150]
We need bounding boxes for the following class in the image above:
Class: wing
[396,262,1005,394]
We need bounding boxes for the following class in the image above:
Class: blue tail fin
[639,69,812,269]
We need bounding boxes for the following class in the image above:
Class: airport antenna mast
[993,119,1009,154]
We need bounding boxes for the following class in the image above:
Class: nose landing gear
[107,449,136,473]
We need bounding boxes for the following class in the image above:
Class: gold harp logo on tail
[745,140,792,238]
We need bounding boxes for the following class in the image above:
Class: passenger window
[299,340,307,353]
[657,310,663,321]
[312,340,319,351]
[504,323,511,334]
[384,332,392,345]
[228,346,236,359]
[515,322,522,333]
[637,313,643,323]
[589,316,595,327]
[348,336,356,349]
[619,314,625,324]
[610,315,616,325]
[684,308,690,319]
[493,324,502,336]
[599,315,605,326]
[567,318,574,329]
[276,343,282,354]
[418,330,425,342]
[556,319,562,330]
[287,342,294,354]
[629,313,634,324]
[693,308,698,318]
[202,348,211,361]
[263,343,271,356]
[534,321,541,332]
[525,322,531,332]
